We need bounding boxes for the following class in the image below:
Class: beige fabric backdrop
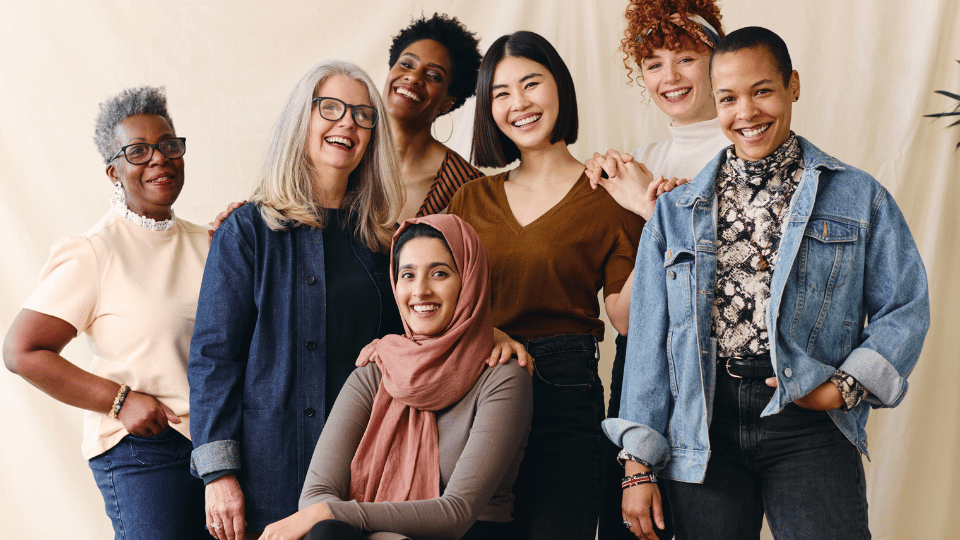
[1,1,957,538]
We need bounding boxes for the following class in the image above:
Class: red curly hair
[621,0,725,85]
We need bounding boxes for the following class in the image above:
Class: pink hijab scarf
[349,213,493,503]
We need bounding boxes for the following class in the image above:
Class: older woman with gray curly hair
[3,86,208,539]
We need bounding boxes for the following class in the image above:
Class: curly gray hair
[93,86,175,164]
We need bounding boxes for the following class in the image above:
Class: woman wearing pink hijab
[261,213,533,540]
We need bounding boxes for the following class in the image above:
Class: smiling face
[383,39,456,127]
[107,113,184,220]
[490,55,560,153]
[306,74,374,178]
[641,47,715,126]
[395,236,462,337]
[712,46,800,161]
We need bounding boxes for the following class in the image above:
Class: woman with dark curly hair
[383,13,485,221]
[582,2,728,539]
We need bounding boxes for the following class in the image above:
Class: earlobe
[790,70,801,101]
[106,163,118,183]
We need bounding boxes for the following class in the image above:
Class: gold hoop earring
[431,112,454,144]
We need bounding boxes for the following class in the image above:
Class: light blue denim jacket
[602,137,929,483]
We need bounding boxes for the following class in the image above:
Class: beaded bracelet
[622,471,657,490]
[108,384,130,419]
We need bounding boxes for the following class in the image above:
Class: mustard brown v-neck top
[447,172,643,341]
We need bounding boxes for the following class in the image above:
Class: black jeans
[663,367,870,540]
[511,334,605,540]
[599,334,674,540]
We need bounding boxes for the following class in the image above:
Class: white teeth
[513,114,540,127]
[740,124,770,138]
[396,87,422,102]
[325,136,354,148]
[147,175,172,183]
[663,88,690,99]
[413,304,438,313]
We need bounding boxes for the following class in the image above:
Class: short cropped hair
[93,86,174,164]
[472,31,578,168]
[388,13,482,115]
[711,26,793,87]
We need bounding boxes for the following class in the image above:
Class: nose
[736,99,758,121]
[404,68,423,86]
[148,144,169,166]
[412,276,432,298]
[511,90,531,110]
[337,107,358,129]
[664,63,681,83]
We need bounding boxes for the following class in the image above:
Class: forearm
[9,348,122,414]
[605,269,634,336]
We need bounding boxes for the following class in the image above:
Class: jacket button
[783,368,793,377]
[668,271,676,280]
[305,276,316,285]
[306,341,317,350]
[304,408,315,417]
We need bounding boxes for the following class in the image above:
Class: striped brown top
[416,149,483,217]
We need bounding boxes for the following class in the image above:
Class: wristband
[109,384,130,419]
[622,471,657,490]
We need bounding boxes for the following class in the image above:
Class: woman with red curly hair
[585,2,729,540]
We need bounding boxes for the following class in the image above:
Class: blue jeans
[88,428,206,540]
[511,334,604,540]
[662,368,870,540]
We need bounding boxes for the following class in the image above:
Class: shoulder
[475,362,532,400]
[448,172,506,213]
[799,137,888,216]
[345,363,384,399]
[442,149,484,181]
[175,216,212,235]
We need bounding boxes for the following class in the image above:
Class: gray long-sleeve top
[299,361,532,540]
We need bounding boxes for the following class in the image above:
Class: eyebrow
[715,79,776,93]
[491,72,542,91]
[400,52,448,75]
[398,261,456,271]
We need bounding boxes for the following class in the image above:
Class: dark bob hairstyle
[471,31,579,168]
[710,26,793,87]
[388,13,482,116]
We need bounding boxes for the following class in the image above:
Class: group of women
[4,1,927,540]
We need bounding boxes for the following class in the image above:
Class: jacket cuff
[839,347,907,407]
[602,418,671,471]
[191,440,241,478]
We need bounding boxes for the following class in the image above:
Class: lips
[146,172,176,184]
[512,113,541,128]
[411,303,440,314]
[394,86,423,103]
[738,123,771,138]
[662,88,691,100]
[324,136,354,149]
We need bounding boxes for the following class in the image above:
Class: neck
[311,170,350,208]
[391,119,440,166]
[513,142,582,185]
[671,107,718,128]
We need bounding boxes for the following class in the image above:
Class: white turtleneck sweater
[630,117,731,181]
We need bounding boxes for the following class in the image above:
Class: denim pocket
[664,248,696,327]
[128,428,192,465]
[791,219,858,292]
[526,335,597,389]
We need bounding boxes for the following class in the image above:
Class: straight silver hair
[251,60,404,252]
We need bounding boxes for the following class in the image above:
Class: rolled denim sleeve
[602,220,673,470]
[839,189,929,407]
[188,209,259,478]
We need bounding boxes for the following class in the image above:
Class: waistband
[518,334,597,356]
[718,354,774,380]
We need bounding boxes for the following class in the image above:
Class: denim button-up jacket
[603,137,929,483]
[188,203,401,528]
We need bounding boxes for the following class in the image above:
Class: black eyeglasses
[110,138,187,165]
[312,97,378,129]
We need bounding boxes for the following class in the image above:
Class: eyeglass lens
[315,97,377,129]
[123,139,186,165]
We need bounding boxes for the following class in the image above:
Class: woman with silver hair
[3,86,207,539]
[188,60,405,539]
